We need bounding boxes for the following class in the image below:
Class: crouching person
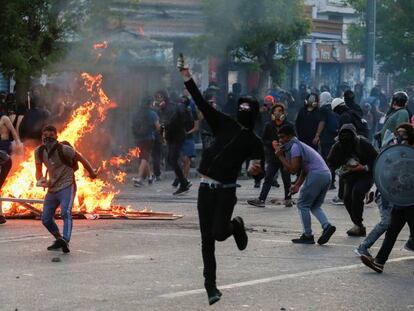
[35,125,97,253]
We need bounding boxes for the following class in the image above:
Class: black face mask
[237,111,255,129]
[237,99,259,130]
[339,132,356,149]
[43,137,57,149]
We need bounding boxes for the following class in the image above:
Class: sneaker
[247,198,265,208]
[206,287,222,306]
[354,245,372,258]
[284,199,293,207]
[332,196,344,205]
[148,175,154,185]
[292,234,315,244]
[172,178,179,188]
[317,224,336,245]
[0,215,6,224]
[360,255,383,273]
[61,239,70,253]
[365,191,375,204]
[254,180,261,188]
[47,239,63,251]
[271,180,280,188]
[347,225,366,237]
[173,181,192,195]
[133,180,144,187]
[404,238,414,252]
[232,216,248,250]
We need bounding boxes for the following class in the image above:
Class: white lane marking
[160,256,414,299]
[104,229,200,238]
[256,238,380,249]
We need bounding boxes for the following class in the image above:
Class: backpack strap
[56,143,75,169]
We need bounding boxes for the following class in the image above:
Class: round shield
[374,144,414,207]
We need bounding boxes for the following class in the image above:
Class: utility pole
[364,0,376,95]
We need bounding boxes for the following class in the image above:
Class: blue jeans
[297,171,331,236]
[360,193,392,249]
[42,184,76,242]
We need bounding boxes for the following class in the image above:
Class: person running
[35,125,97,253]
[180,95,199,181]
[178,54,264,305]
[132,96,160,187]
[274,124,336,245]
[355,123,414,258]
[247,103,293,208]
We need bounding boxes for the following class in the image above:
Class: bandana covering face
[237,97,259,129]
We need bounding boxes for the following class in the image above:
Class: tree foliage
[195,0,310,91]
[347,0,414,86]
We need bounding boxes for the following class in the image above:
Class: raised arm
[177,55,225,133]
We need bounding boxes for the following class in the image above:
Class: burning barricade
[1,72,181,221]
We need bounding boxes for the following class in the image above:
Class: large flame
[3,73,139,215]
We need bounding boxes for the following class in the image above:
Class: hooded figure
[344,90,363,116]
[178,58,265,305]
[327,123,378,237]
[237,96,259,130]
[320,91,332,107]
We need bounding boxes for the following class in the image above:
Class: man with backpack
[35,125,97,253]
[132,97,161,187]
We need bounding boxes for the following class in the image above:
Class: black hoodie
[184,78,264,183]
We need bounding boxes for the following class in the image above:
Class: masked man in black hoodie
[328,124,378,236]
[177,54,264,305]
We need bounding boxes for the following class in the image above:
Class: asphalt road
[1,177,413,311]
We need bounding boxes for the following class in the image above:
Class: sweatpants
[343,174,373,226]
[197,184,237,289]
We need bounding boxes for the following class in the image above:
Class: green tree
[195,0,310,95]
[347,0,414,86]
[0,0,127,105]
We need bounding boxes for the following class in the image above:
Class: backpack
[132,110,154,139]
[38,141,79,171]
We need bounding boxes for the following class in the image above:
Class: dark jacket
[159,103,186,144]
[262,119,294,161]
[327,127,378,179]
[335,105,369,138]
[184,78,264,183]
[295,107,321,149]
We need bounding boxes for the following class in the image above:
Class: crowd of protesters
[0,76,412,281]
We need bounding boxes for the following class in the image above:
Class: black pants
[259,160,291,201]
[376,208,414,264]
[198,185,237,288]
[151,138,162,178]
[0,158,12,188]
[167,141,186,186]
[343,175,373,226]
